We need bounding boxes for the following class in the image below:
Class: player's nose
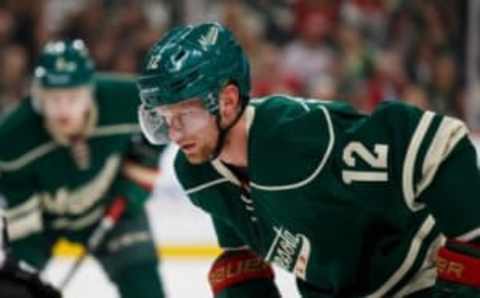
[168,126,184,144]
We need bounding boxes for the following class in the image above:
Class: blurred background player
[137,22,480,298]
[0,39,165,298]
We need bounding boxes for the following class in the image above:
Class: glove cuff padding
[209,250,279,298]
[437,242,480,288]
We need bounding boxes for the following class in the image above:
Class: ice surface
[43,257,300,298]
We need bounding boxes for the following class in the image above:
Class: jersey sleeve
[373,102,479,242]
[0,210,6,263]
[0,172,50,267]
[211,216,248,250]
[0,102,53,266]
[419,135,480,241]
[0,171,43,242]
[110,136,165,216]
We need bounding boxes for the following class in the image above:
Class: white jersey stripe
[51,206,105,230]
[402,111,435,212]
[366,215,436,298]
[6,209,43,240]
[393,234,445,297]
[0,123,140,173]
[251,105,334,191]
[185,178,229,195]
[0,142,57,172]
[92,124,141,137]
[0,212,5,266]
[416,117,468,197]
[456,227,480,242]
[211,160,242,186]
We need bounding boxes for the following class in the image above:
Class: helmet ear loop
[209,114,224,161]
[208,97,246,161]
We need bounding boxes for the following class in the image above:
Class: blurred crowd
[0,0,467,119]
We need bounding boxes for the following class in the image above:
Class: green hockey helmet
[34,39,95,88]
[137,22,251,113]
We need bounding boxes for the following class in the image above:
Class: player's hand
[433,241,480,297]
[0,255,62,298]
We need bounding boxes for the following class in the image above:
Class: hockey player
[0,39,165,298]
[136,22,480,297]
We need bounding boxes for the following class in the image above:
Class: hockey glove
[433,240,480,298]
[0,255,61,298]
[209,250,281,298]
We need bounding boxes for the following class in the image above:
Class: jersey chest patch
[265,225,311,280]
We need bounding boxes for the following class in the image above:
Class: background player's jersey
[175,95,472,297]
[0,74,160,266]
[0,212,6,265]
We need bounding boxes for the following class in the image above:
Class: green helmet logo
[34,39,95,88]
[137,22,251,113]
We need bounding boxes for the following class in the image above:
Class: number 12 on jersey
[342,142,389,184]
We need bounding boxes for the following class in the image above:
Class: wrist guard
[437,241,480,287]
[434,240,480,297]
[209,249,280,298]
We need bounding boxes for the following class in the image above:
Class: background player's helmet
[34,39,95,88]
[137,22,251,113]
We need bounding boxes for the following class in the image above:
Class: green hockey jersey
[175,95,477,297]
[0,74,161,266]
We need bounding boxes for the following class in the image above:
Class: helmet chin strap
[209,105,245,161]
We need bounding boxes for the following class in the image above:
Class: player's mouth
[181,143,196,153]
[56,118,71,125]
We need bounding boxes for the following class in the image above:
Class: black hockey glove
[0,255,61,298]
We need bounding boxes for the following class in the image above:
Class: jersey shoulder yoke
[0,99,52,172]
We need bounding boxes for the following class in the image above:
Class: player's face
[39,86,93,137]
[159,99,218,164]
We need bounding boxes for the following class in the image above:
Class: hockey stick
[58,197,126,290]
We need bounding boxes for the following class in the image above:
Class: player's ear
[219,84,241,122]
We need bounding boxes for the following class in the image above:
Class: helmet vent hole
[174,50,187,62]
